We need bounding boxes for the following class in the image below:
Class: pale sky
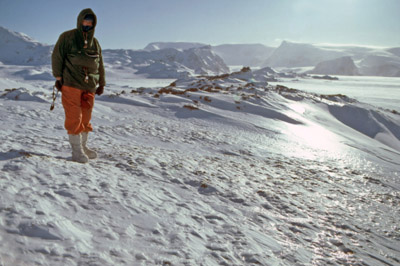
[0,0,399,49]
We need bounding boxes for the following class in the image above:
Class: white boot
[68,134,89,163]
[81,132,98,159]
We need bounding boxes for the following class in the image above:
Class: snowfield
[0,66,400,265]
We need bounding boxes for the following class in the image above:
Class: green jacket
[52,8,106,93]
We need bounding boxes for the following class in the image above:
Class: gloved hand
[96,85,104,96]
[55,79,63,91]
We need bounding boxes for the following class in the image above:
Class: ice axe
[50,85,60,111]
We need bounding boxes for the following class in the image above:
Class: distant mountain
[387,47,400,57]
[212,44,275,67]
[0,26,228,78]
[359,55,400,77]
[103,46,229,78]
[317,46,400,77]
[0,26,52,65]
[262,41,400,77]
[145,42,276,68]
[1,25,399,78]
[309,56,360,76]
[317,44,384,61]
[262,41,344,68]
[144,42,207,51]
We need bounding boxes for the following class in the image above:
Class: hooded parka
[52,8,105,93]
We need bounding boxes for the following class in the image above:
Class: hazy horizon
[2,23,397,50]
[0,0,399,49]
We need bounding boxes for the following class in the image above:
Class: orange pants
[61,85,95,135]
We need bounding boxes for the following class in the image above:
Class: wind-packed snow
[1,63,400,265]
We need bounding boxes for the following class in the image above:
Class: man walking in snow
[52,8,105,163]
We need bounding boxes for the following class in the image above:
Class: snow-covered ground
[0,65,399,265]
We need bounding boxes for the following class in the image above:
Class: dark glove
[96,85,104,96]
[55,80,63,91]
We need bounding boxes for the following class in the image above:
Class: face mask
[82,25,93,32]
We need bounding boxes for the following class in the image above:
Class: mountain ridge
[1,26,400,77]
